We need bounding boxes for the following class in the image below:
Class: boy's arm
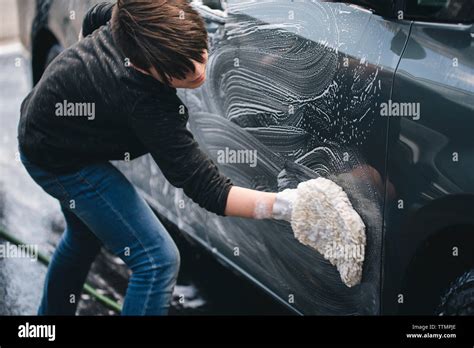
[130,94,234,216]
[81,2,115,38]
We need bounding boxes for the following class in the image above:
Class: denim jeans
[19,149,180,315]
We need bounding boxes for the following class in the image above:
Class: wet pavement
[0,42,290,316]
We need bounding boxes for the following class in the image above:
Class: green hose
[0,227,122,313]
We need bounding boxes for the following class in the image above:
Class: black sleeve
[82,2,115,37]
[130,94,234,216]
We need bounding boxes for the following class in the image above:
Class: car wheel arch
[395,194,474,314]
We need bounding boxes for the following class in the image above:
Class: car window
[404,0,474,23]
[201,0,225,11]
[335,0,395,18]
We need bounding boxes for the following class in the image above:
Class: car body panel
[383,20,474,314]
[175,0,412,314]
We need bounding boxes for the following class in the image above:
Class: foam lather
[290,178,366,287]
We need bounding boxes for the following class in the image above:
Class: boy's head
[111,0,209,89]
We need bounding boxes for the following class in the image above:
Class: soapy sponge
[290,177,366,287]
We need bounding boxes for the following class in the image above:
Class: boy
[18,0,283,315]
[17,0,362,315]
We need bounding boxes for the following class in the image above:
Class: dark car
[17,0,474,315]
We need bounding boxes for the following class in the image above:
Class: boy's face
[150,50,208,89]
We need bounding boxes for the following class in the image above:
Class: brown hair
[111,0,208,85]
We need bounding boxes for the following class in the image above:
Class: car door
[187,0,410,314]
[383,0,474,314]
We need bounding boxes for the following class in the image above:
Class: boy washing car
[18,0,364,315]
[18,0,282,315]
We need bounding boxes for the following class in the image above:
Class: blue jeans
[19,149,180,315]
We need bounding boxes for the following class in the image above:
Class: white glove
[271,188,298,221]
